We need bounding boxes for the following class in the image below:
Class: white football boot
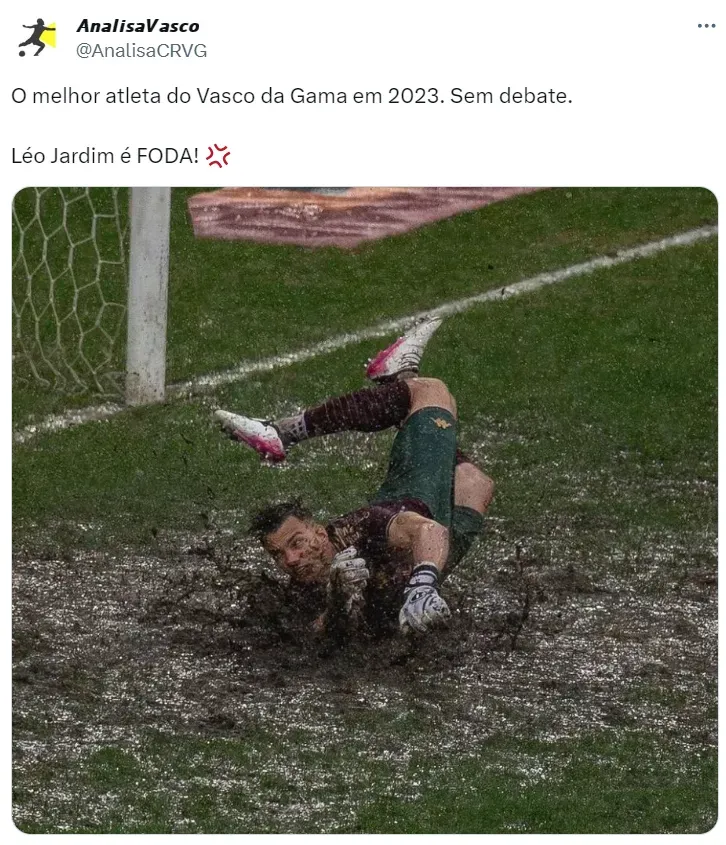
[214,410,286,462]
[365,316,443,382]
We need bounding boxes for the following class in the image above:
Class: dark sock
[273,414,307,447]
[304,380,411,438]
[274,380,412,446]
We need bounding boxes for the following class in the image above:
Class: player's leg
[215,379,413,461]
[454,452,494,513]
[215,317,444,461]
[281,375,455,438]
[371,379,458,526]
[405,377,457,419]
[447,455,494,572]
[216,376,457,458]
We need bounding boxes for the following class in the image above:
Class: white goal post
[12,186,172,405]
[125,187,171,406]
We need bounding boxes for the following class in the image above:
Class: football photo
[12,187,717,833]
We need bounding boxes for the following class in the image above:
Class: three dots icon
[698,24,716,28]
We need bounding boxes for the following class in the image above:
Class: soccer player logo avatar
[19,18,56,56]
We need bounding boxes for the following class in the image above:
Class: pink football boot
[214,410,286,462]
[366,316,443,382]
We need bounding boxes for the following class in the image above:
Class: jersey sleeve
[327,498,432,559]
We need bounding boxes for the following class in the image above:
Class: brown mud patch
[13,523,717,765]
[12,518,717,831]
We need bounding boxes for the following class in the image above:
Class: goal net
[12,187,130,395]
[13,187,171,405]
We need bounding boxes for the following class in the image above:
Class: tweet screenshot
[5,0,722,837]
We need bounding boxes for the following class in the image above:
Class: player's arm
[388,512,452,635]
[387,511,449,572]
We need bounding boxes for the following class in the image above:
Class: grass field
[12,188,718,833]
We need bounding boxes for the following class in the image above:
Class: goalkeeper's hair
[248,499,315,540]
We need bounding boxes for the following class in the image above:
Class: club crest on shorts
[433,417,452,429]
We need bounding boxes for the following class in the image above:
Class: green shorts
[371,406,458,527]
[371,406,485,571]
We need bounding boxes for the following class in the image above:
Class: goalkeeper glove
[327,547,369,625]
[399,563,451,635]
[328,547,369,598]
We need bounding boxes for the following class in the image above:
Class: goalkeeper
[215,317,494,636]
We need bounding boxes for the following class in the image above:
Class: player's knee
[408,377,457,416]
[455,463,494,512]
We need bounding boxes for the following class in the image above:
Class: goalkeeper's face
[263,516,334,585]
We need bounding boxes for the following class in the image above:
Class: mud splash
[12,511,717,831]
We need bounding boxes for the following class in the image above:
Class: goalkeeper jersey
[326,497,431,599]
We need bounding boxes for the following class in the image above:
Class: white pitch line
[13,224,717,445]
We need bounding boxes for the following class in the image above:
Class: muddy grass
[12,514,717,832]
